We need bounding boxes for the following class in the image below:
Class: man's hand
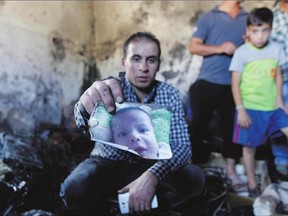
[118,171,158,214]
[79,78,123,115]
[219,42,237,55]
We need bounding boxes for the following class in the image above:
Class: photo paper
[88,102,172,160]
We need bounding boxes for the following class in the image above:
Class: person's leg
[156,163,205,213]
[270,82,288,176]
[280,127,288,171]
[242,146,257,190]
[271,110,288,176]
[60,157,125,215]
[280,127,288,137]
[226,158,236,176]
[189,80,218,163]
[217,86,242,178]
[282,80,288,108]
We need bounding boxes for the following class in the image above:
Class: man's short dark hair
[123,32,161,59]
[247,7,273,27]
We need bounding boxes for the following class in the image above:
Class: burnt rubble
[0,124,94,216]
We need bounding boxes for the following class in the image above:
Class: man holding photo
[60,32,204,215]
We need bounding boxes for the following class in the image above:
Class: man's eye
[132,57,141,62]
[147,58,157,64]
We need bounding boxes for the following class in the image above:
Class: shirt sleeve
[229,47,245,73]
[192,12,211,40]
[148,89,192,181]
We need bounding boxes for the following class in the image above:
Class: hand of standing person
[275,97,288,114]
[189,39,237,56]
[219,42,237,55]
[237,109,252,128]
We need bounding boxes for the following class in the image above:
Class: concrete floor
[205,152,271,195]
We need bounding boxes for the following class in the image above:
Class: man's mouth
[138,76,148,82]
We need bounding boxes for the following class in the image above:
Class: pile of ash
[0,125,94,215]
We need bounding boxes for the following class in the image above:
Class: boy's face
[246,23,271,48]
[122,39,160,93]
[111,109,158,159]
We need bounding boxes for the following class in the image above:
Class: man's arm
[147,89,191,180]
[189,37,237,56]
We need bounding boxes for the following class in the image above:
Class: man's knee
[60,177,85,209]
[174,164,205,198]
[184,164,205,196]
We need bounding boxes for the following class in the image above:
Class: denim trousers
[60,156,205,215]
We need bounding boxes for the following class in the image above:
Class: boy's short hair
[247,7,273,27]
[123,32,161,59]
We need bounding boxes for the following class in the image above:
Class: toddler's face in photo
[111,108,158,159]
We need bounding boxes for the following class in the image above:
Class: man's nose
[139,61,148,71]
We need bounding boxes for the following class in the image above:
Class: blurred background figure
[188,0,247,191]
[270,0,288,178]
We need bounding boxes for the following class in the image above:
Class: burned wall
[0,1,96,133]
[0,1,274,133]
[93,1,274,103]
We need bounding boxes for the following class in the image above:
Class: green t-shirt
[229,41,287,111]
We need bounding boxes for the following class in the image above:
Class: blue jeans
[60,156,205,215]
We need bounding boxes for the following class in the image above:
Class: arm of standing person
[231,72,251,128]
[189,37,237,56]
[275,66,288,113]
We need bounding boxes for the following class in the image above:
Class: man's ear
[121,57,126,68]
[157,59,161,72]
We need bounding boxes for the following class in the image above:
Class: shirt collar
[213,5,247,17]
[120,72,158,103]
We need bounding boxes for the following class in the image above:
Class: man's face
[111,109,158,159]
[122,40,160,92]
[247,23,271,48]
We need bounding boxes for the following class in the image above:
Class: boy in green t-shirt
[229,7,288,199]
